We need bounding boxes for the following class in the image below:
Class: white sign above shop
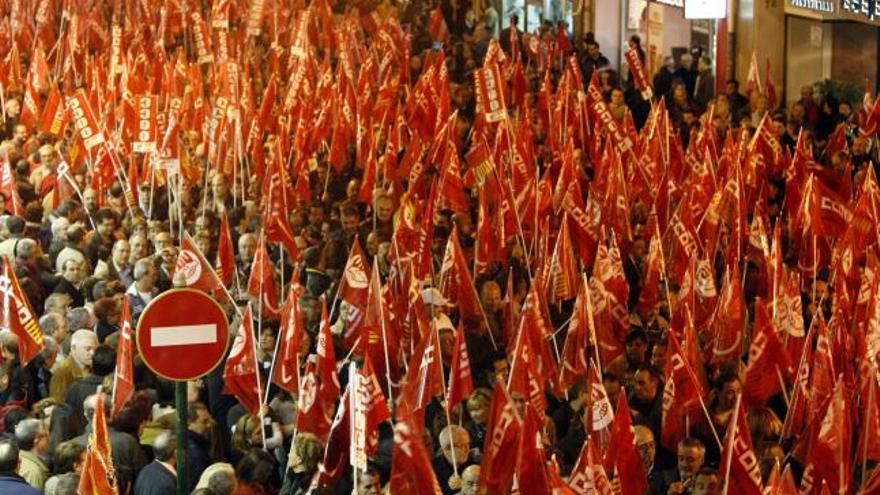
[685,0,728,18]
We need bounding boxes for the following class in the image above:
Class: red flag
[19,76,40,129]
[604,392,649,495]
[446,323,474,413]
[559,279,590,392]
[428,8,448,42]
[263,158,301,261]
[337,239,370,348]
[399,319,445,415]
[765,463,798,495]
[0,152,23,217]
[357,355,392,457]
[474,62,508,123]
[223,305,261,415]
[390,417,444,495]
[111,299,135,417]
[439,228,485,322]
[79,393,120,495]
[569,434,615,494]
[709,263,746,365]
[746,52,762,96]
[247,235,279,319]
[0,258,44,366]
[216,213,235,287]
[516,404,552,495]
[316,387,351,487]
[38,82,65,135]
[479,384,521,494]
[719,396,763,495]
[802,378,853,494]
[176,232,230,304]
[661,329,705,451]
[316,298,341,402]
[549,214,579,302]
[743,300,790,406]
[272,287,304,394]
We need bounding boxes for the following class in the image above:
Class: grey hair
[39,314,63,335]
[83,393,111,422]
[14,418,43,451]
[207,466,237,495]
[438,425,469,448]
[54,472,81,495]
[153,431,176,462]
[14,238,38,259]
[39,336,59,358]
[133,257,154,280]
[66,307,91,332]
[44,293,71,313]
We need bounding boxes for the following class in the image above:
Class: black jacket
[133,460,177,495]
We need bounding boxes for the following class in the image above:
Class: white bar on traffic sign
[151,324,218,347]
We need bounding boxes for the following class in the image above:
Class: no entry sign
[136,289,231,381]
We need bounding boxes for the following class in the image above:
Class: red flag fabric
[79,393,120,495]
[316,387,351,487]
[389,416,444,495]
[516,404,552,495]
[357,355,392,457]
[399,319,445,415]
[709,263,746,365]
[176,232,230,304]
[338,239,371,347]
[38,82,65,135]
[0,257,44,366]
[439,227,485,322]
[661,329,705,451]
[446,323,474,414]
[111,298,135,417]
[570,434,615,494]
[479,383,521,494]
[802,378,853,494]
[247,235,280,319]
[216,213,235,287]
[428,8,448,42]
[604,392,649,495]
[719,396,764,495]
[223,305,261,416]
[272,287,304,394]
[559,279,590,392]
[743,300,790,406]
[316,298,341,402]
[0,153,23,217]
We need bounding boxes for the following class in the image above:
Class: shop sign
[788,0,835,13]
[685,0,728,18]
[652,0,685,7]
[840,0,880,21]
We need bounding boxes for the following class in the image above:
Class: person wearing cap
[606,327,649,389]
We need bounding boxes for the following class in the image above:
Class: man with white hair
[48,330,97,402]
[14,419,50,489]
[434,425,473,495]
[126,258,158,320]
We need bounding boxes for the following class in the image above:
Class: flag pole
[433,317,460,483]
[863,364,876,489]
[721,393,742,495]
[375,259,395,407]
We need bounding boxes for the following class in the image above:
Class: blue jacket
[0,472,42,495]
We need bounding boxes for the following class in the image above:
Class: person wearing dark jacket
[133,431,177,495]
[186,403,216,491]
[64,345,116,438]
[52,259,85,308]
[0,439,41,495]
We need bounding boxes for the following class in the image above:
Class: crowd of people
[0,0,878,494]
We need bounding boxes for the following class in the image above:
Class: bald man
[49,330,97,402]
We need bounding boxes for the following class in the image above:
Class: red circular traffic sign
[136,289,230,381]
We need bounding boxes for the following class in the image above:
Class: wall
[785,16,832,107]
[736,0,786,95]
[593,0,623,67]
[831,22,878,102]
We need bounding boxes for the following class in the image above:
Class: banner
[132,95,158,154]
[67,90,106,151]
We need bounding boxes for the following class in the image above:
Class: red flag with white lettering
[719,396,764,495]
[743,300,790,406]
[516,404,553,495]
[446,323,473,414]
[603,392,649,495]
[111,298,135,417]
[479,384,521,494]
[223,305,261,415]
[0,257,44,366]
